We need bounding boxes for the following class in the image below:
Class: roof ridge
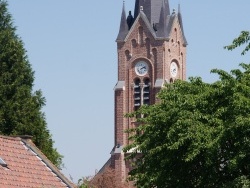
[0,135,21,141]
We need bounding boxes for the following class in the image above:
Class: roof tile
[0,135,75,188]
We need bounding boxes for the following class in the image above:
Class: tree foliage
[124,34,250,187]
[0,0,62,167]
[224,31,250,55]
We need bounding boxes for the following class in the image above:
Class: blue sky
[7,0,250,183]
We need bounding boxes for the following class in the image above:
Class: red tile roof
[0,135,76,188]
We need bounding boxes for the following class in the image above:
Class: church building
[101,0,187,186]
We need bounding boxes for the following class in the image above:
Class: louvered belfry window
[143,78,150,105]
[134,78,141,110]
[134,78,151,111]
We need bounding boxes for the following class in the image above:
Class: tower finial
[164,0,170,16]
[116,1,129,41]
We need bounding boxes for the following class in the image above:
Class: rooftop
[0,135,75,188]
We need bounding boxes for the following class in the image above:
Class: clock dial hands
[170,62,178,77]
[135,61,148,76]
[140,65,146,73]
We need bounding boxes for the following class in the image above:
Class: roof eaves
[110,145,123,155]
[116,31,129,42]
[21,139,76,188]
[96,158,111,175]
[114,81,125,91]
[154,79,164,88]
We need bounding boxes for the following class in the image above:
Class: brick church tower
[104,0,187,186]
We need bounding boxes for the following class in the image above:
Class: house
[0,135,76,188]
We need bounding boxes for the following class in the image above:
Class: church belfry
[108,0,187,186]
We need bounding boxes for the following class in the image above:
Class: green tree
[0,0,62,167]
[224,31,250,55]
[124,35,250,187]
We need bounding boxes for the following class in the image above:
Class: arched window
[125,50,131,61]
[132,39,137,48]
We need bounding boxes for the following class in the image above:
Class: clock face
[170,62,178,77]
[135,61,148,76]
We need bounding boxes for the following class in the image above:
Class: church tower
[110,0,187,186]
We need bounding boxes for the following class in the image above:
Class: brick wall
[112,11,187,187]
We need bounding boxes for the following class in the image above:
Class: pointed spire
[177,4,188,45]
[134,0,142,20]
[157,0,167,38]
[134,0,169,25]
[116,1,129,41]
[165,0,170,16]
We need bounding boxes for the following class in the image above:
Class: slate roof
[117,0,187,45]
[116,1,129,41]
[0,135,76,188]
[134,0,168,25]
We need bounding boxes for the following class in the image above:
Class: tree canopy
[0,0,62,167]
[124,33,250,187]
[224,31,250,55]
